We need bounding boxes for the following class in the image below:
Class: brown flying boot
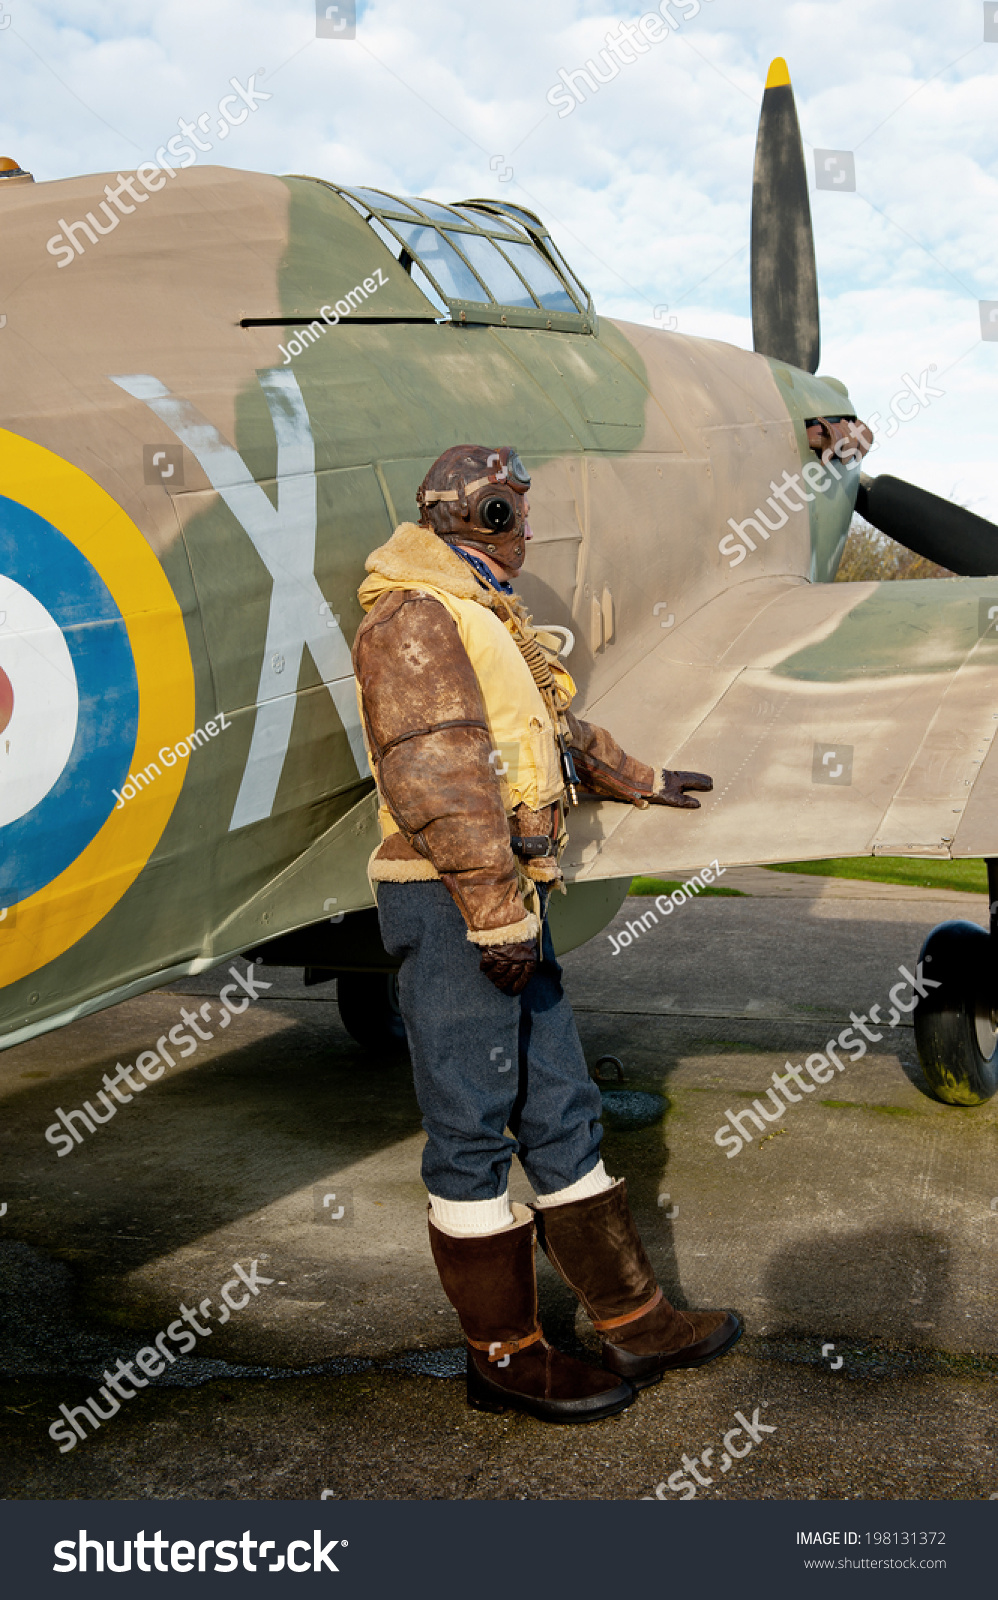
[428,1203,635,1424]
[534,1179,742,1390]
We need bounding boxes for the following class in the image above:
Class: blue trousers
[377,881,604,1202]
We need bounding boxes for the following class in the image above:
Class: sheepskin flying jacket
[353,522,658,946]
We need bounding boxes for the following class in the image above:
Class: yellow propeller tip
[765,57,791,89]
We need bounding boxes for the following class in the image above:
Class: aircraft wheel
[336,971,408,1052]
[912,921,998,1104]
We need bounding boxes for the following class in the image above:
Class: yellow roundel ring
[0,429,194,986]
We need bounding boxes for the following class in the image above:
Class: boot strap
[466,1326,544,1362]
[592,1286,662,1333]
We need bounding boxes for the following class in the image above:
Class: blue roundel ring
[0,496,139,905]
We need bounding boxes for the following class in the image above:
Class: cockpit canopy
[332,186,593,333]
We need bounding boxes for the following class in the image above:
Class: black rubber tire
[912,920,998,1104]
[335,971,408,1052]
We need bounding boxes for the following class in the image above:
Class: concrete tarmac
[1,875,996,1501]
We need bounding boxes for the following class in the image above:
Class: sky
[2,0,997,516]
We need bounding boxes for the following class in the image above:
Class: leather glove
[648,769,713,810]
[479,940,539,995]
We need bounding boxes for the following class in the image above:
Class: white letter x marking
[110,370,370,830]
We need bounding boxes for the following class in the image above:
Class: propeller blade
[751,57,820,374]
[857,475,998,577]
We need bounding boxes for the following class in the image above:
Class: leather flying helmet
[416,444,531,573]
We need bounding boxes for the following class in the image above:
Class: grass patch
[765,857,987,894]
[629,876,744,898]
[820,1099,918,1117]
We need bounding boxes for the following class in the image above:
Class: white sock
[533,1159,615,1209]
[428,1190,514,1236]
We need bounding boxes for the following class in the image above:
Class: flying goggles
[418,447,531,533]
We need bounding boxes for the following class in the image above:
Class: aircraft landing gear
[912,862,998,1104]
[335,970,407,1052]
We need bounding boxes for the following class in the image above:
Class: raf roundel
[0,513,133,882]
[0,429,195,987]
[0,661,14,738]
[0,575,80,831]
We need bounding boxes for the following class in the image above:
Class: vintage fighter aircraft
[3,60,998,1106]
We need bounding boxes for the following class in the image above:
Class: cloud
[3,0,997,512]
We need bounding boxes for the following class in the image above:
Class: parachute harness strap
[490,592,579,805]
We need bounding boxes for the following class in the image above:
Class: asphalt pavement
[1,873,995,1501]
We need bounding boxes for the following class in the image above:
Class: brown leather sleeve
[564,709,655,803]
[353,590,533,942]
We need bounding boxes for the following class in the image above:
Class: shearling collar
[358,521,494,612]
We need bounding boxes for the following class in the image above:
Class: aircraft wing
[561,574,998,880]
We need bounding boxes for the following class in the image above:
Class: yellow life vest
[357,523,576,830]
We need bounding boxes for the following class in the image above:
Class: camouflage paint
[2,162,996,1057]
[766,360,861,583]
[774,580,988,682]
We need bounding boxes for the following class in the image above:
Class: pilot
[352,445,741,1423]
